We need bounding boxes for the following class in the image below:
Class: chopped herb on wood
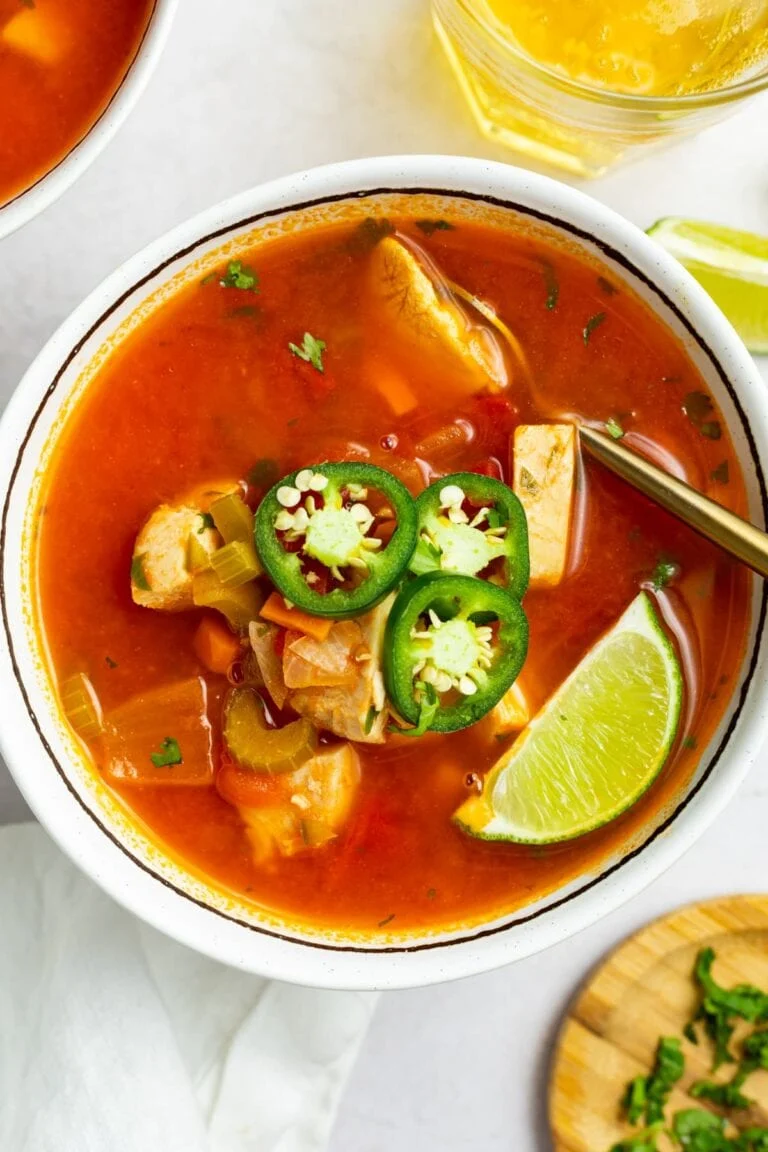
[606,417,625,440]
[711,461,730,484]
[416,219,455,235]
[150,737,182,768]
[289,332,326,372]
[220,260,259,292]
[623,1038,684,1126]
[584,312,607,344]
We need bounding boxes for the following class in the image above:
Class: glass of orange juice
[432,0,768,177]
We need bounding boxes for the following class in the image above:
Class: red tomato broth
[33,216,751,934]
[0,0,155,206]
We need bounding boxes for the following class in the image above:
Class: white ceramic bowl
[0,0,178,240]
[1,156,767,990]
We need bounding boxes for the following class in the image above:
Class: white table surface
[2,2,768,1148]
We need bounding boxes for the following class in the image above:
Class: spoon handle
[579,424,768,579]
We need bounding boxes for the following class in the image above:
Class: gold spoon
[578,424,768,579]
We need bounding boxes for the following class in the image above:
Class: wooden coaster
[550,896,768,1151]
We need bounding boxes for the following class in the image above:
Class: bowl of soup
[1,157,766,989]
[0,0,177,238]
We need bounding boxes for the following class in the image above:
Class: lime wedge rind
[455,592,683,845]
[647,217,768,354]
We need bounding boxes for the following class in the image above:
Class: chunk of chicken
[369,238,506,391]
[513,424,575,588]
[289,596,392,744]
[241,742,361,860]
[131,504,220,612]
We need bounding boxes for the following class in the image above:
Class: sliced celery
[192,570,263,630]
[224,688,318,774]
[60,673,103,740]
[210,540,262,587]
[210,492,255,545]
[186,532,211,573]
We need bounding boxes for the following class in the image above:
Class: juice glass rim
[444,0,768,111]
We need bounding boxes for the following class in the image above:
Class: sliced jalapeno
[255,462,417,619]
[409,472,529,599]
[384,572,528,735]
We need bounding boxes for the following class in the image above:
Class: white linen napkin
[0,823,377,1152]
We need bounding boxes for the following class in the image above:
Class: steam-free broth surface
[34,215,751,933]
[0,0,155,206]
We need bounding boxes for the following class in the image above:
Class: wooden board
[550,896,768,1151]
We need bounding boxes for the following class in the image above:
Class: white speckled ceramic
[1,156,766,989]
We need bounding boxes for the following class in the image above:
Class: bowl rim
[1,155,767,989]
[0,0,179,241]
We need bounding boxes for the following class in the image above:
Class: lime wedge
[647,217,768,354]
[455,592,682,844]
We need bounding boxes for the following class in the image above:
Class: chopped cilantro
[598,275,618,296]
[672,1109,726,1150]
[197,512,215,534]
[347,217,394,253]
[220,260,259,292]
[150,737,182,768]
[200,272,217,286]
[289,332,326,373]
[246,458,280,491]
[378,913,396,928]
[623,1038,684,1126]
[105,656,118,669]
[690,1079,751,1110]
[227,304,260,320]
[606,417,625,440]
[683,735,697,750]
[683,391,722,442]
[130,554,150,592]
[584,312,607,344]
[651,559,678,591]
[364,706,379,735]
[610,1129,661,1152]
[426,888,437,900]
[542,261,559,310]
[711,461,730,484]
[518,466,540,496]
[416,219,455,235]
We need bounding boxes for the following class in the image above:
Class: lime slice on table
[647,217,768,354]
[455,592,682,845]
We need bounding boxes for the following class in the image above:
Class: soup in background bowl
[1,157,767,989]
[0,0,177,238]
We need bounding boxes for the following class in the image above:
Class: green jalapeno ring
[255,462,418,620]
[409,471,529,600]
[384,572,529,735]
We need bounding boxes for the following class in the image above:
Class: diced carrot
[371,363,418,417]
[193,615,242,675]
[260,591,333,641]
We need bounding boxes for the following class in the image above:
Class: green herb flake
[683,735,697,750]
[130,554,150,592]
[542,261,559,310]
[711,461,730,484]
[150,737,182,768]
[606,417,625,440]
[583,312,607,345]
[220,260,259,292]
[289,332,326,373]
[378,913,396,928]
[683,391,722,442]
[519,466,540,496]
[200,272,218,286]
[701,421,722,441]
[197,512,215,534]
[246,458,280,491]
[416,219,455,235]
[364,706,379,735]
[426,887,437,900]
[227,304,261,321]
[690,1079,751,1110]
[651,559,678,592]
[347,217,394,253]
[598,275,618,296]
[105,656,118,669]
[609,1133,661,1152]
[671,1108,725,1149]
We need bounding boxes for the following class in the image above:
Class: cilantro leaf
[606,417,625,440]
[197,512,215,534]
[220,260,259,292]
[542,261,559,310]
[289,332,326,373]
[130,553,150,591]
[651,559,678,592]
[691,1079,751,1110]
[584,312,607,344]
[150,737,182,768]
[672,1109,727,1150]
[623,1037,684,1127]
[711,461,730,485]
[683,391,722,442]
[416,219,455,235]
